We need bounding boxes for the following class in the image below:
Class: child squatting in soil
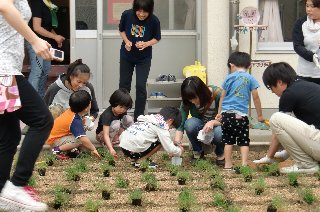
[119,106,184,167]
[48,90,101,159]
[215,51,265,170]
[95,88,134,159]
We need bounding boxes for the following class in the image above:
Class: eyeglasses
[266,85,271,90]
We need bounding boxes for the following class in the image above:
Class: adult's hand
[91,149,101,159]
[125,41,132,51]
[31,37,52,60]
[54,34,65,48]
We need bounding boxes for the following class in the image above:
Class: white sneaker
[253,156,275,164]
[274,150,289,162]
[0,181,48,211]
[280,164,319,174]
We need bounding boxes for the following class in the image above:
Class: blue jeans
[184,117,224,157]
[25,41,51,98]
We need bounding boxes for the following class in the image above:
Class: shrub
[178,188,196,211]
[302,188,316,205]
[288,172,299,187]
[85,199,101,212]
[116,175,129,188]
[253,177,266,195]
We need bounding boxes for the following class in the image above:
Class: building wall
[205,0,299,109]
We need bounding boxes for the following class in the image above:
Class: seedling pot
[244,175,252,182]
[53,202,62,209]
[131,199,142,206]
[46,160,54,166]
[179,208,189,212]
[267,205,277,212]
[109,160,115,167]
[103,170,110,177]
[38,168,46,176]
[178,179,186,185]
[255,188,264,195]
[102,191,110,200]
[72,175,80,181]
[145,184,156,192]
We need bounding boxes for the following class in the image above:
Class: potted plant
[212,192,228,209]
[65,166,81,181]
[45,153,55,166]
[194,159,213,172]
[176,171,191,185]
[103,152,116,166]
[267,195,283,212]
[36,162,48,176]
[129,189,142,206]
[210,174,225,191]
[142,172,157,191]
[267,163,280,177]
[85,199,101,212]
[161,152,170,161]
[288,172,299,187]
[53,185,70,209]
[95,182,111,200]
[74,158,88,173]
[139,159,150,172]
[301,188,316,205]
[240,166,253,182]
[178,188,195,212]
[253,177,266,195]
[233,164,241,174]
[166,163,180,176]
[115,174,129,188]
[100,162,112,177]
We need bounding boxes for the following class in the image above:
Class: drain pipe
[229,0,240,53]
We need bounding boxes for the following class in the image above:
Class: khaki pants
[53,135,81,148]
[270,112,320,168]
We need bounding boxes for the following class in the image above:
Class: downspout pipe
[229,0,240,53]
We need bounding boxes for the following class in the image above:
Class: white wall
[205,0,299,109]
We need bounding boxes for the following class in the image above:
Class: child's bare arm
[215,89,226,121]
[103,125,118,159]
[79,136,101,159]
[251,89,265,122]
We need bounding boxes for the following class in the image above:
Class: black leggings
[119,57,151,121]
[0,75,53,191]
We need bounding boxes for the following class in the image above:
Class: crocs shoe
[167,74,176,82]
[156,74,168,82]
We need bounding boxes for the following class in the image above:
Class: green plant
[177,171,191,185]
[100,162,112,177]
[240,166,253,182]
[53,185,71,209]
[44,153,55,166]
[253,177,266,195]
[178,188,196,211]
[129,189,142,200]
[267,195,283,211]
[206,168,220,179]
[53,184,71,194]
[288,172,299,187]
[194,159,213,172]
[166,163,180,176]
[302,188,316,205]
[213,192,228,209]
[140,159,150,172]
[210,174,225,191]
[95,182,111,200]
[85,199,101,212]
[36,162,48,176]
[161,152,170,161]
[267,163,280,177]
[142,172,157,191]
[115,175,129,188]
[27,176,36,186]
[228,206,240,212]
[74,158,88,172]
[65,166,81,181]
[103,151,116,166]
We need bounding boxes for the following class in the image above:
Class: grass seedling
[161,152,170,161]
[95,182,112,200]
[302,188,316,205]
[228,206,240,212]
[115,175,129,188]
[166,163,180,176]
[240,166,253,182]
[267,195,283,212]
[176,171,191,185]
[194,159,213,172]
[253,177,266,195]
[100,162,112,177]
[139,159,150,172]
[36,162,48,176]
[74,158,88,172]
[44,152,55,166]
[85,199,101,212]
[27,175,36,186]
[129,189,142,206]
[65,166,81,181]
[212,192,228,209]
[267,163,280,177]
[53,185,71,209]
[178,188,196,212]
[142,172,157,191]
[210,174,225,191]
[288,172,299,187]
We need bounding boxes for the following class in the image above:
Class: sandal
[223,167,233,171]
[216,158,225,167]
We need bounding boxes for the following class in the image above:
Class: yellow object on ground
[183,61,207,84]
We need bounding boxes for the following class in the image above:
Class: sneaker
[67,148,81,158]
[148,161,158,169]
[155,92,167,98]
[167,74,176,82]
[149,91,158,98]
[280,164,319,174]
[253,156,275,164]
[156,74,168,82]
[52,147,70,160]
[0,181,48,211]
[274,150,289,162]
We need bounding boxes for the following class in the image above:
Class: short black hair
[181,76,211,108]
[133,0,154,15]
[69,90,91,113]
[66,59,91,84]
[159,106,182,129]
[305,0,320,8]
[262,62,297,89]
[227,51,251,69]
[109,88,133,109]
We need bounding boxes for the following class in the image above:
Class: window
[102,0,196,30]
[257,0,305,52]
[76,0,97,30]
